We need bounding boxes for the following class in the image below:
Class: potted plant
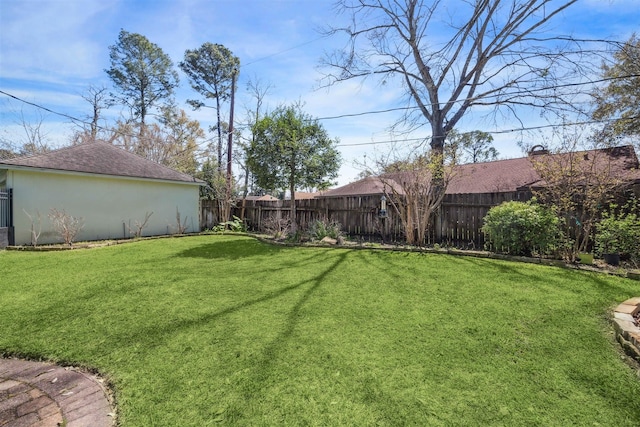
[595,215,622,265]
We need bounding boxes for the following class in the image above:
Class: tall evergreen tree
[180,43,240,169]
[106,30,179,132]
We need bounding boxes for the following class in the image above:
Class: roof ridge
[0,141,202,184]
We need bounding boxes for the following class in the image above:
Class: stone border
[612,298,640,361]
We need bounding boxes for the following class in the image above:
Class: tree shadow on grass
[85,244,352,362]
[174,238,289,260]
[236,250,350,402]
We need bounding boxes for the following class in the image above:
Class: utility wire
[2,71,638,148]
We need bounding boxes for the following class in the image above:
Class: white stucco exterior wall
[6,168,201,245]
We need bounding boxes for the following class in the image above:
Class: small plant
[308,218,343,241]
[23,209,42,246]
[285,229,308,243]
[127,211,153,238]
[482,200,560,257]
[215,216,247,233]
[48,208,84,246]
[174,208,189,234]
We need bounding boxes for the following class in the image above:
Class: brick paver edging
[613,297,640,362]
[0,358,115,427]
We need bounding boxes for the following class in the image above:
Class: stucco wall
[6,169,200,245]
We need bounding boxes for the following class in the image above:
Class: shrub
[48,208,84,246]
[262,215,291,240]
[212,216,246,233]
[482,200,560,257]
[595,204,640,266]
[308,219,343,241]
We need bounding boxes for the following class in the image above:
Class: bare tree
[16,109,51,156]
[173,208,189,234]
[322,0,584,166]
[23,209,42,246]
[378,149,454,246]
[237,77,273,219]
[127,211,153,238]
[70,85,114,144]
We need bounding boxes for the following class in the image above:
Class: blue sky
[1,0,639,186]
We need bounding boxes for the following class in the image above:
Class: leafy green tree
[592,35,640,143]
[179,43,240,169]
[196,159,225,200]
[447,130,498,164]
[106,30,179,132]
[247,104,341,231]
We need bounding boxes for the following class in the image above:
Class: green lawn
[1,235,639,426]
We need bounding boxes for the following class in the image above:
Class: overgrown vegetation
[308,218,343,241]
[262,215,291,240]
[1,235,639,426]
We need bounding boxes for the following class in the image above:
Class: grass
[1,234,639,426]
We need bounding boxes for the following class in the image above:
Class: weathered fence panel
[438,191,531,248]
[200,191,532,247]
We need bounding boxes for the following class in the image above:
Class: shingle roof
[321,145,640,197]
[321,175,404,197]
[447,157,541,194]
[0,141,202,184]
[243,194,279,201]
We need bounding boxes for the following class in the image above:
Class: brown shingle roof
[447,157,541,194]
[0,141,202,184]
[321,175,404,197]
[322,145,640,197]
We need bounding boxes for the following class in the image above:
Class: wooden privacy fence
[201,191,532,247]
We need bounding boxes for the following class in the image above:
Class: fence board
[201,191,532,247]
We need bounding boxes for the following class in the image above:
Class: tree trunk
[290,178,297,234]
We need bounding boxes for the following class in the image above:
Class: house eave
[0,164,204,186]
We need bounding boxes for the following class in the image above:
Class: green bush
[308,219,343,241]
[212,216,247,233]
[595,204,640,266]
[482,200,560,256]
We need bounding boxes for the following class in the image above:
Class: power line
[2,72,638,148]
[243,35,331,67]
[335,116,640,147]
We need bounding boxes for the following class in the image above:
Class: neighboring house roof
[447,157,541,194]
[321,175,403,197]
[289,191,322,200]
[0,141,203,184]
[321,145,640,197]
[243,194,279,201]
